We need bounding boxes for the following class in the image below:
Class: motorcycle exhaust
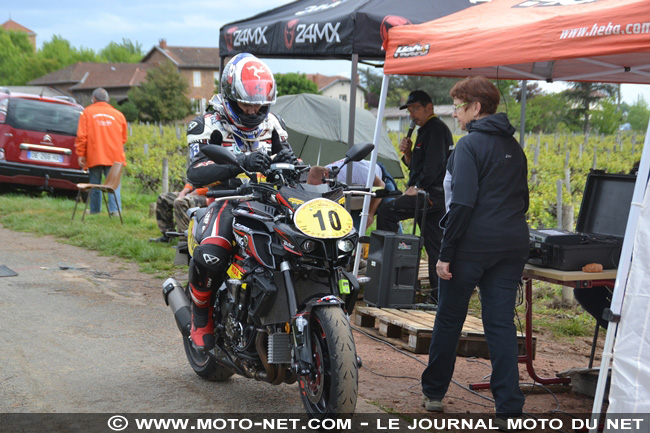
[162,278,191,337]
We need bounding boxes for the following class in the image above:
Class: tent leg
[353,73,390,277]
[345,54,359,189]
[519,79,527,147]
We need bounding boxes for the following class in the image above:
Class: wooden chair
[72,162,123,224]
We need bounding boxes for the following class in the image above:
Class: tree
[359,66,403,109]
[0,28,35,85]
[275,73,318,96]
[563,82,617,134]
[99,39,144,63]
[591,98,623,135]
[128,60,192,122]
[10,35,102,84]
[626,97,650,132]
[112,99,139,122]
[504,93,571,133]
[511,81,543,102]
[37,35,99,70]
[392,76,459,106]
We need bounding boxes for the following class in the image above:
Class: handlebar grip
[206,189,239,198]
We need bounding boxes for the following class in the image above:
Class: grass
[0,176,181,279]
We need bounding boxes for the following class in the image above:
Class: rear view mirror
[346,142,374,162]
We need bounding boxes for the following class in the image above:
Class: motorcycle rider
[185,53,297,350]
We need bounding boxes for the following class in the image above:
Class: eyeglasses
[453,102,469,112]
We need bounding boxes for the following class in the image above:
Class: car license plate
[28,151,64,163]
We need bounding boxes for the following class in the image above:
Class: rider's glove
[237,152,271,172]
[274,148,298,165]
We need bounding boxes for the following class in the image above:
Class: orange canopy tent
[383,0,650,84]
[379,0,650,424]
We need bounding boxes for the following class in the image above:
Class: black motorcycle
[163,142,374,418]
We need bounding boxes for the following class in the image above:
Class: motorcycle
[162,142,375,418]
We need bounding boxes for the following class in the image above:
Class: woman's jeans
[421,254,527,415]
[88,165,121,214]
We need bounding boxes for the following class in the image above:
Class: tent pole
[519,80,527,147]
[353,73,390,277]
[590,119,650,430]
[346,54,359,188]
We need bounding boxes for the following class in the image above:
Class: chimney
[159,39,167,49]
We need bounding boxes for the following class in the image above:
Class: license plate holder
[27,151,64,163]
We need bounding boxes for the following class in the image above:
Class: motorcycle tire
[182,285,234,382]
[299,306,358,417]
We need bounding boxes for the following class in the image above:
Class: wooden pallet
[354,306,534,357]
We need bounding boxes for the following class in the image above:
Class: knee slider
[193,243,230,274]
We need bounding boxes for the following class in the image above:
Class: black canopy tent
[219,0,475,60]
[218,0,477,180]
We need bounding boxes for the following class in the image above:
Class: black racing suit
[184,97,293,348]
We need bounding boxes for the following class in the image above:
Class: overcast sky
[3,0,649,105]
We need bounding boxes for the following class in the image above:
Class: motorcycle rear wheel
[299,307,358,417]
[182,285,234,382]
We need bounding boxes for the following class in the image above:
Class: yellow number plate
[294,198,353,239]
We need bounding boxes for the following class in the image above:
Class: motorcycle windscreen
[277,185,346,212]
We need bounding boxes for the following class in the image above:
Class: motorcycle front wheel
[299,306,358,417]
[182,285,234,382]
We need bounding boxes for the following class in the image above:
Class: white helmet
[221,53,276,130]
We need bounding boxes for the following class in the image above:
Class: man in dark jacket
[377,90,453,303]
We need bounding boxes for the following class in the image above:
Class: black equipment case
[528,172,636,271]
[363,190,428,308]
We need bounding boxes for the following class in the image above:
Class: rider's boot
[190,283,215,350]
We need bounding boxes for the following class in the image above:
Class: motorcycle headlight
[337,239,355,253]
[301,239,318,253]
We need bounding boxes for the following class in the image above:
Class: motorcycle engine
[224,311,246,350]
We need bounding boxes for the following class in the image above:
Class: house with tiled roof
[141,39,221,114]
[28,39,220,112]
[304,73,366,108]
[1,20,36,50]
[29,62,154,106]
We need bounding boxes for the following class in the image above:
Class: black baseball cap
[399,90,432,110]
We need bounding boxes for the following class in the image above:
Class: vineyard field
[125,123,645,231]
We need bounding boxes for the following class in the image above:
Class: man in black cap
[376,90,453,304]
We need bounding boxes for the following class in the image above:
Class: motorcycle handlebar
[206,189,240,198]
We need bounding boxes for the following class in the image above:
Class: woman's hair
[450,76,500,115]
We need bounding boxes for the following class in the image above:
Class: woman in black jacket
[421,76,529,423]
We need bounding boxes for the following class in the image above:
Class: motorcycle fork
[280,260,314,376]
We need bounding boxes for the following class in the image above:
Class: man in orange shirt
[75,87,127,215]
